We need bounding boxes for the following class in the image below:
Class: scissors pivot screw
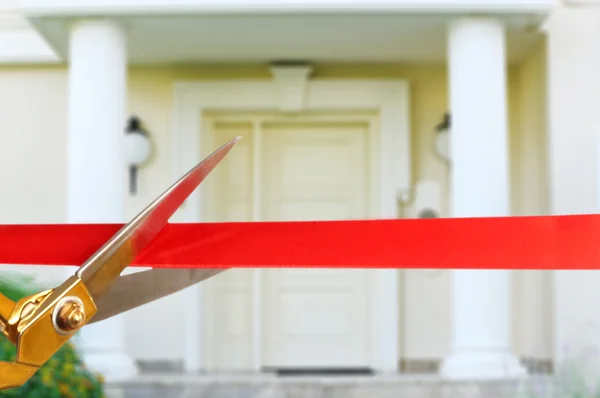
[52,296,86,334]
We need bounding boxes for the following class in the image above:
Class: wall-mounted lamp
[124,116,152,195]
[434,112,451,164]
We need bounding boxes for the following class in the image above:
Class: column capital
[66,17,131,36]
[448,16,505,42]
[449,15,504,24]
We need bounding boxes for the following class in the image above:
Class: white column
[67,19,138,380]
[439,17,526,380]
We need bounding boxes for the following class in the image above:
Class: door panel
[261,122,371,368]
[202,122,255,370]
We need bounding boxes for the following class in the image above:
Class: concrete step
[105,374,561,398]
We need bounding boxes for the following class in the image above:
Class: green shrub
[0,273,105,398]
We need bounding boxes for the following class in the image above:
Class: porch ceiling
[28,13,546,65]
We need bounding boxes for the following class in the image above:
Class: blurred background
[2,0,600,397]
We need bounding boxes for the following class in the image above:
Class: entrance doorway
[201,112,376,371]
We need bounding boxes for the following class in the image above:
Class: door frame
[171,75,411,373]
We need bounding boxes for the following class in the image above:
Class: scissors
[0,136,241,390]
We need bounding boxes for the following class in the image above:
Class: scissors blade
[88,268,226,323]
[75,137,240,302]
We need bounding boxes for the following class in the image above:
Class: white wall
[0,67,73,287]
[545,3,600,365]
[508,38,553,361]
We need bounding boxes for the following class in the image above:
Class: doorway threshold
[264,367,374,377]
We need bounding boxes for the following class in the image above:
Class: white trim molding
[0,28,60,63]
[171,77,411,373]
[21,0,554,16]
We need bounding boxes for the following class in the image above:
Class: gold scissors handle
[0,137,240,390]
[0,277,96,389]
[0,292,14,333]
[0,293,39,390]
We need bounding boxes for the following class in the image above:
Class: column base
[440,351,527,380]
[84,352,139,381]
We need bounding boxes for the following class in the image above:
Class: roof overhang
[13,0,554,65]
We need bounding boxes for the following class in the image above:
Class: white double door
[202,117,375,371]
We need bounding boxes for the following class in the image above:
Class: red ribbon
[0,214,599,270]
